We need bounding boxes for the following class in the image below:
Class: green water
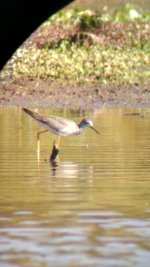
[0,106,150,267]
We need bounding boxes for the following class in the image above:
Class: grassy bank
[7,4,150,85]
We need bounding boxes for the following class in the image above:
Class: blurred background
[69,0,150,12]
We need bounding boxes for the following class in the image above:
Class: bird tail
[22,108,48,127]
[22,108,37,119]
[23,107,45,121]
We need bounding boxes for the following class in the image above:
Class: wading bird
[23,108,99,158]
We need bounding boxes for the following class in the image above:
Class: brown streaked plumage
[22,108,99,137]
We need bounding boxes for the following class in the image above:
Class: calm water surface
[0,106,150,267]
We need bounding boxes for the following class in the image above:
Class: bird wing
[23,108,79,136]
[45,116,79,136]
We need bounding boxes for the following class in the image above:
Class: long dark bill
[90,126,100,134]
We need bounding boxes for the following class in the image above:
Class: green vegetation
[11,4,150,85]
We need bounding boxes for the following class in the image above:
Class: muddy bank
[0,79,149,109]
[0,7,150,110]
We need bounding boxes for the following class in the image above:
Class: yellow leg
[37,129,48,157]
[37,129,48,141]
[56,135,60,148]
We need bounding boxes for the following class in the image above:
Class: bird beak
[90,126,100,134]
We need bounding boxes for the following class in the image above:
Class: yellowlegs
[23,108,99,148]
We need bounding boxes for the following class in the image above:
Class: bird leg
[36,129,60,161]
[56,135,61,148]
[37,129,48,156]
[37,129,48,141]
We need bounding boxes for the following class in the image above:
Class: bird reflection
[50,160,59,176]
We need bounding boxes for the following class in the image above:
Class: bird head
[79,118,99,134]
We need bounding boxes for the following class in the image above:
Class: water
[0,106,150,267]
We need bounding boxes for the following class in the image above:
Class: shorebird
[23,108,99,147]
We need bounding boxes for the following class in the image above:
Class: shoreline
[0,79,149,110]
